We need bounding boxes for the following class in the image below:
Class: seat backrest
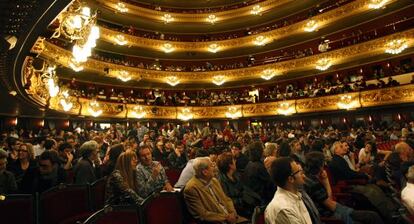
[0,194,35,224]
[40,184,90,224]
[251,206,266,224]
[91,177,107,210]
[83,205,140,224]
[142,192,183,224]
[165,168,182,186]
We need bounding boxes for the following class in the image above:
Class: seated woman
[217,152,260,218]
[358,141,392,185]
[7,143,37,186]
[105,151,143,206]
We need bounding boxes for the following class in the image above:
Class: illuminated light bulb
[225,106,242,119]
[166,76,180,86]
[277,102,295,115]
[304,19,318,32]
[115,2,128,13]
[69,58,84,72]
[117,70,131,82]
[368,0,389,9]
[385,39,408,54]
[261,69,278,80]
[337,95,358,110]
[315,58,332,71]
[114,34,127,45]
[253,35,268,46]
[88,100,103,117]
[130,105,146,118]
[207,14,217,24]
[47,78,59,97]
[208,43,220,53]
[161,42,174,53]
[251,5,262,15]
[60,99,73,111]
[178,108,193,121]
[212,75,226,86]
[161,14,174,23]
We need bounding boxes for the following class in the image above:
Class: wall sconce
[226,106,242,119]
[166,76,180,86]
[304,19,318,32]
[368,0,389,9]
[315,58,332,71]
[178,107,193,121]
[114,34,128,45]
[385,39,408,54]
[161,42,174,53]
[161,14,174,23]
[277,102,295,115]
[208,43,220,53]
[68,57,84,72]
[337,95,358,110]
[253,35,268,46]
[207,14,217,24]
[130,105,146,118]
[261,69,278,80]
[251,5,262,15]
[60,90,73,111]
[88,100,103,117]
[117,70,131,82]
[212,75,226,86]
[115,2,128,13]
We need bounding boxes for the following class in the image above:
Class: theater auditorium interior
[1,0,414,223]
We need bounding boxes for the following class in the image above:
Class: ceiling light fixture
[385,39,408,54]
[315,58,332,71]
[212,75,226,86]
[304,19,318,32]
[88,100,103,117]
[166,76,180,86]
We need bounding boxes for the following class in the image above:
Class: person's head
[156,141,164,149]
[342,141,350,152]
[66,135,76,147]
[311,139,325,152]
[278,141,291,157]
[208,147,220,162]
[175,142,185,153]
[230,142,242,157]
[0,149,8,173]
[305,151,325,176]
[109,144,124,164]
[115,151,139,191]
[395,142,413,162]
[364,141,374,153]
[290,140,301,152]
[193,157,215,181]
[18,143,35,160]
[331,141,346,156]
[38,151,59,176]
[264,143,278,158]
[7,137,21,152]
[58,142,73,154]
[79,140,99,161]
[407,165,414,184]
[44,139,57,151]
[269,157,306,191]
[138,145,152,166]
[143,134,149,142]
[217,152,236,174]
[246,141,264,162]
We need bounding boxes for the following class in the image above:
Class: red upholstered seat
[83,205,140,224]
[40,184,91,224]
[0,194,35,224]
[142,192,183,224]
[165,168,182,186]
[91,177,107,210]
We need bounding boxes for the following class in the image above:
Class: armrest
[320,216,345,224]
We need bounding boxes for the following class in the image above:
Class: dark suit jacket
[74,158,99,184]
[329,154,367,183]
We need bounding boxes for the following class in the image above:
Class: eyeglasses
[290,169,303,177]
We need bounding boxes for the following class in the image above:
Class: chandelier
[226,106,242,119]
[277,102,295,115]
[88,99,103,117]
[385,39,408,54]
[208,43,220,53]
[315,58,332,71]
[304,19,318,32]
[166,76,180,86]
[115,2,128,13]
[251,5,262,15]
[161,14,174,24]
[161,42,174,53]
[207,15,217,24]
[51,0,99,69]
[114,34,128,45]
[178,107,193,121]
[337,95,358,110]
[130,105,146,118]
[253,35,268,46]
[40,64,60,98]
[117,70,131,82]
[212,75,226,86]
[368,0,389,9]
[261,69,278,80]
[59,90,73,111]
[68,58,84,72]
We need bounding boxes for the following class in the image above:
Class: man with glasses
[265,157,312,224]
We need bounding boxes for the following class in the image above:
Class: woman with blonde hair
[105,151,143,206]
[7,143,37,186]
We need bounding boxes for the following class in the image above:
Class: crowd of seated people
[61,60,413,107]
[100,0,352,42]
[1,118,414,223]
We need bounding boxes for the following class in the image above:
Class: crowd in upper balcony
[59,57,414,107]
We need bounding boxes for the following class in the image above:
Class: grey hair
[331,141,342,155]
[264,143,278,157]
[407,165,414,183]
[193,157,211,178]
[79,140,99,159]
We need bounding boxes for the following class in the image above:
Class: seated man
[184,157,247,223]
[73,140,101,184]
[0,149,17,194]
[136,145,173,198]
[304,151,383,224]
[265,157,312,224]
[402,165,414,215]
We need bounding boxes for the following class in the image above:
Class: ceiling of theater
[1,0,414,117]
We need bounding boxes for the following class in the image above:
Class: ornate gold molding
[99,0,388,52]
[34,28,414,84]
[98,0,293,23]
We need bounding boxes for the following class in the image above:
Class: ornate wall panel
[360,85,414,107]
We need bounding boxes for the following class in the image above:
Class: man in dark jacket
[0,149,17,194]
